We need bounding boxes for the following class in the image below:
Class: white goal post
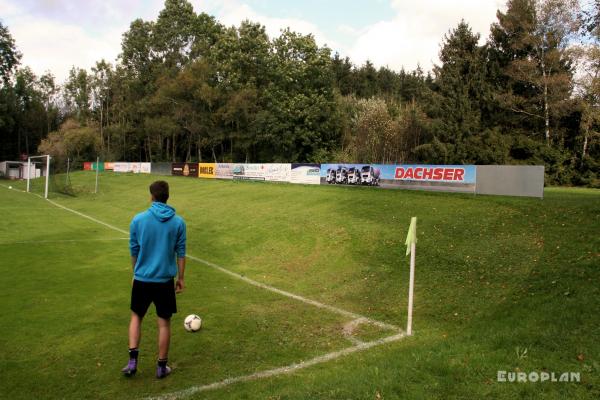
[26,155,50,199]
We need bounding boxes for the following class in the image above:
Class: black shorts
[130,279,177,320]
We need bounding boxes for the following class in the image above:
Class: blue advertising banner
[320,163,476,193]
[375,164,475,183]
[320,164,377,185]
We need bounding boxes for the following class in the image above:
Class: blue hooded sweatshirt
[129,202,186,282]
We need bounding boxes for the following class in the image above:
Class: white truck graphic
[347,167,361,184]
[335,166,348,184]
[326,168,336,183]
[361,165,380,186]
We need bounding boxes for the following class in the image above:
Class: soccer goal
[26,155,51,199]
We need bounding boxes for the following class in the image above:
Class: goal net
[26,156,102,198]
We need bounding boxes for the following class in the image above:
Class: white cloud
[348,0,506,72]
[0,0,20,15]
[2,0,165,82]
[10,16,123,82]
[197,0,343,50]
[2,0,509,82]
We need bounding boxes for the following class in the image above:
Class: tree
[38,119,101,165]
[209,21,270,161]
[331,53,354,95]
[489,0,579,146]
[258,29,340,162]
[38,72,59,135]
[426,21,489,163]
[573,1,600,171]
[0,22,21,86]
[14,68,46,156]
[152,60,220,162]
[64,67,92,123]
[353,97,400,163]
[91,60,113,151]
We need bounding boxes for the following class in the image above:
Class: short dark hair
[150,180,169,203]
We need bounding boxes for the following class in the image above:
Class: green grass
[1,173,599,399]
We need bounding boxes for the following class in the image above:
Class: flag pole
[407,240,416,336]
[405,217,417,336]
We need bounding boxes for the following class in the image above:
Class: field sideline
[1,172,598,399]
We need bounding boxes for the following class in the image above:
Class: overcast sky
[0,0,507,82]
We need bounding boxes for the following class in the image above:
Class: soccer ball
[8,186,12,189]
[184,314,202,332]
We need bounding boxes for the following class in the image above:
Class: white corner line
[144,332,406,400]
[27,190,399,332]
[3,185,408,397]
[186,255,399,332]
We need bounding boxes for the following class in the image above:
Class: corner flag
[405,217,417,256]
[405,217,417,335]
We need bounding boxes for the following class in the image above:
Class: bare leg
[129,312,143,349]
[157,317,171,360]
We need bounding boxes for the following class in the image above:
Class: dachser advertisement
[320,164,476,193]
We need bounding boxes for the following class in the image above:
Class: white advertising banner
[216,163,234,179]
[112,162,151,173]
[130,163,141,174]
[140,163,151,174]
[290,163,321,185]
[113,162,130,172]
[224,163,291,182]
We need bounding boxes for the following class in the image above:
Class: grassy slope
[1,174,599,399]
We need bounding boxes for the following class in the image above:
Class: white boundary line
[44,196,400,331]
[186,254,399,331]
[145,332,406,400]
[46,198,130,235]
[2,185,406,397]
[0,237,129,245]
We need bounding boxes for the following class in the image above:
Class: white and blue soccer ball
[184,314,202,332]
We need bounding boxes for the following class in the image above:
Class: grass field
[1,172,598,399]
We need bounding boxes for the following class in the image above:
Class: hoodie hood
[149,202,175,222]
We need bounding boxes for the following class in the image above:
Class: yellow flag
[405,217,417,256]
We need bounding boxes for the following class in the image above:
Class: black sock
[128,348,139,360]
[157,358,168,368]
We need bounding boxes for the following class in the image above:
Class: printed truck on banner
[320,164,380,186]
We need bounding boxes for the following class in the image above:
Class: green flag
[405,217,417,256]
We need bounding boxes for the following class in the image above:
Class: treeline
[0,0,599,185]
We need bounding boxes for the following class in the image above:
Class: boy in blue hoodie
[122,180,186,379]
